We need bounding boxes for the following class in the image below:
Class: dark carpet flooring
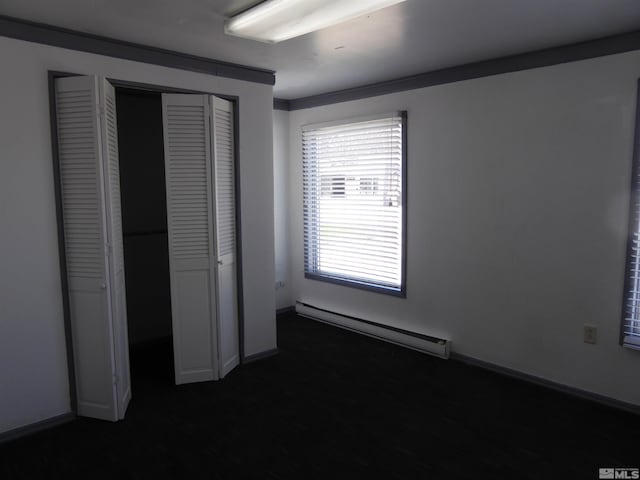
[1,312,639,479]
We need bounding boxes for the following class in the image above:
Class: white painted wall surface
[273,110,292,310]
[286,50,640,406]
[0,35,276,433]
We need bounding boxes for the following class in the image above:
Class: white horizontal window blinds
[623,228,640,349]
[302,113,405,294]
[622,93,640,351]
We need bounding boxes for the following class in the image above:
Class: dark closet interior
[115,87,173,383]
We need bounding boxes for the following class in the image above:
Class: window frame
[302,111,408,298]
[621,79,640,350]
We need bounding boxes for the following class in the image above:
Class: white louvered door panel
[56,75,118,421]
[211,97,239,378]
[99,78,131,418]
[162,94,219,384]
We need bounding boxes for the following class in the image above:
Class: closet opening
[52,72,243,419]
[115,87,174,389]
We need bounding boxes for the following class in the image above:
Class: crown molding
[273,98,291,110]
[280,29,640,111]
[0,14,275,85]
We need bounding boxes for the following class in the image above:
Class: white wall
[286,50,640,406]
[273,110,293,309]
[0,36,276,434]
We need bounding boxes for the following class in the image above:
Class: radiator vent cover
[295,301,450,359]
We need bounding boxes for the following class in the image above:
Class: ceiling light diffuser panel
[225,0,407,43]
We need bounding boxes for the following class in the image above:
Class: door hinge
[105,242,112,256]
[113,374,118,385]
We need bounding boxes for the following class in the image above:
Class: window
[621,85,640,350]
[302,112,406,296]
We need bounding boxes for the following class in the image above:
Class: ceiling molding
[283,29,640,111]
[273,98,291,111]
[0,14,275,86]
[2,13,638,108]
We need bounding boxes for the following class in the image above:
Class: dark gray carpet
[1,312,639,479]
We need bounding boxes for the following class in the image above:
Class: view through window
[302,113,406,295]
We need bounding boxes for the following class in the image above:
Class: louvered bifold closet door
[211,97,239,378]
[99,79,131,417]
[55,75,119,421]
[162,94,218,384]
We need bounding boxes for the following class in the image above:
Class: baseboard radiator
[295,301,450,359]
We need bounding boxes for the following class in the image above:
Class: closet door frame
[48,70,245,414]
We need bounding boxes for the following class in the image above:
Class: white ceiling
[1,0,640,99]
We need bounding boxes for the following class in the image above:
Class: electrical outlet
[584,324,598,344]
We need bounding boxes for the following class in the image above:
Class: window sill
[622,335,640,351]
[304,272,406,298]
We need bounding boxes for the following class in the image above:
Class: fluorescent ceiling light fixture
[225,0,406,43]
